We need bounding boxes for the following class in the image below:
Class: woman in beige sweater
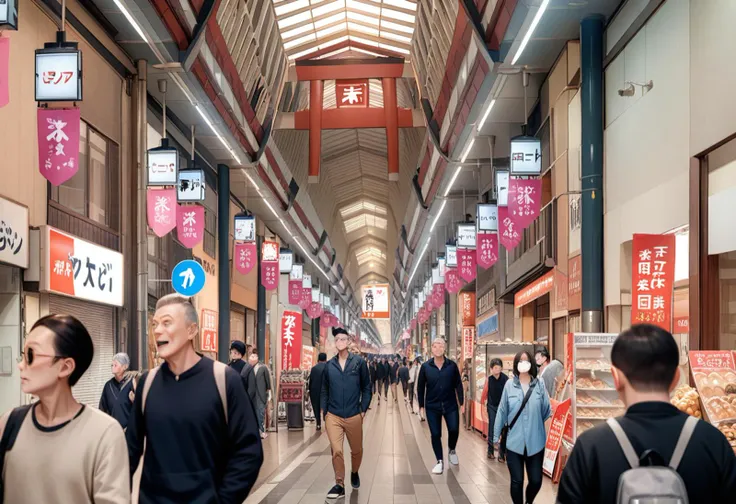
[0,314,130,504]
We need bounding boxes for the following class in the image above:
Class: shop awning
[514,270,555,309]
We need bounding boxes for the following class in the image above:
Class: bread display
[577,420,595,437]
[671,385,702,418]
[575,377,613,390]
[576,359,611,371]
[577,407,625,419]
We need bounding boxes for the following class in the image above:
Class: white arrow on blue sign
[172,259,206,297]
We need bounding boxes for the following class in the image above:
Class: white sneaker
[432,461,444,474]
[449,450,459,465]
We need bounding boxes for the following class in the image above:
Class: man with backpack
[557,324,736,503]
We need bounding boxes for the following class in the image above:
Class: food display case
[689,351,736,453]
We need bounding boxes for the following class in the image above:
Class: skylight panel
[380,19,414,34]
[381,31,411,44]
[312,0,345,17]
[278,11,312,28]
[382,0,416,11]
[283,32,316,49]
[282,23,316,40]
[314,11,346,28]
[275,0,310,17]
[347,11,379,25]
[347,0,381,15]
[381,7,414,23]
[317,22,347,38]
[349,22,379,36]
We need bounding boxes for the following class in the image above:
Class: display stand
[279,370,305,430]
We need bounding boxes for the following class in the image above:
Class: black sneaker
[351,472,360,489]
[326,484,345,499]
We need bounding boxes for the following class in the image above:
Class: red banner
[568,255,582,311]
[462,326,475,361]
[281,310,303,371]
[477,232,499,269]
[176,204,205,248]
[200,309,218,353]
[410,318,417,331]
[147,188,177,237]
[631,233,675,330]
[307,302,323,319]
[38,108,81,186]
[499,206,522,250]
[509,177,542,230]
[432,283,444,309]
[234,242,256,275]
[288,279,302,305]
[261,261,278,291]
[457,248,477,282]
[445,268,462,294]
[460,292,476,326]
[299,288,311,310]
[543,398,571,477]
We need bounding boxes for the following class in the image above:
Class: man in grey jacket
[240,355,257,404]
[245,352,272,439]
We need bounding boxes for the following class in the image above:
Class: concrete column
[217,164,231,363]
[135,60,148,370]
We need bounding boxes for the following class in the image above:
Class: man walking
[309,353,328,430]
[248,352,272,439]
[390,357,400,403]
[375,357,387,404]
[321,328,372,499]
[99,352,135,430]
[240,351,257,404]
[228,340,247,374]
[481,358,508,460]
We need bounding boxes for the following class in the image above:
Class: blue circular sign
[172,260,206,297]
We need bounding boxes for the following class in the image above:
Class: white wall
[707,138,736,254]
[603,0,690,306]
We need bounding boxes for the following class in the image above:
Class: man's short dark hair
[318,352,327,362]
[33,314,94,387]
[490,358,503,369]
[332,327,348,337]
[611,324,679,392]
[535,347,550,363]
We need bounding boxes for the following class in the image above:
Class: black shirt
[99,375,134,429]
[416,358,464,412]
[558,401,736,504]
[486,372,508,409]
[228,359,245,374]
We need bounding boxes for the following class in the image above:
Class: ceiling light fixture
[443,166,463,197]
[407,242,428,287]
[477,98,496,130]
[460,137,475,163]
[511,0,550,65]
[430,200,446,232]
[194,105,241,164]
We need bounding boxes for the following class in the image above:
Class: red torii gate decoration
[295,57,409,183]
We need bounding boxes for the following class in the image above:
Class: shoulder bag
[0,405,32,504]
[499,382,535,457]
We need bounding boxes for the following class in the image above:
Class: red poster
[281,310,303,371]
[176,204,205,248]
[445,268,462,294]
[307,302,322,319]
[335,80,368,108]
[460,292,476,326]
[48,228,75,296]
[288,279,302,305]
[543,398,572,476]
[147,188,177,237]
[234,242,256,275]
[37,108,81,186]
[200,309,218,353]
[0,37,9,108]
[499,206,522,250]
[410,319,417,331]
[261,261,279,291]
[301,346,315,371]
[477,232,499,269]
[299,288,311,310]
[631,233,676,330]
[462,326,475,361]
[457,248,477,282]
[508,177,542,230]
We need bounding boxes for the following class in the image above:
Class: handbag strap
[508,382,535,432]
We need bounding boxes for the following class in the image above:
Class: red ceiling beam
[296,40,407,61]
[295,60,406,81]
[294,108,415,130]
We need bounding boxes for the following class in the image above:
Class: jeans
[506,448,544,504]
[383,379,389,398]
[256,401,266,433]
[425,407,460,462]
[487,405,498,456]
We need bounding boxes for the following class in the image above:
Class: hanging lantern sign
[499,206,522,250]
[0,0,19,30]
[496,170,509,206]
[234,242,256,275]
[177,169,206,202]
[37,107,80,186]
[446,244,457,267]
[457,248,477,282]
[477,232,499,269]
[234,214,256,242]
[288,263,303,306]
[35,43,82,102]
[445,268,462,294]
[457,224,477,249]
[510,135,542,175]
[477,204,499,232]
[176,204,204,248]
[279,248,293,274]
[147,144,178,186]
[299,274,312,310]
[508,177,542,230]
[260,241,279,291]
[147,187,177,237]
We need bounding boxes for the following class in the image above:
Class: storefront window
[719,251,736,350]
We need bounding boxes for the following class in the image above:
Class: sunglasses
[17,347,64,366]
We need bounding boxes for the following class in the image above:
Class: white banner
[290,263,303,281]
[361,284,390,319]
[177,169,205,202]
[302,273,312,289]
[147,149,178,186]
[446,245,457,267]
[234,215,256,242]
[279,250,293,274]
[0,196,29,268]
[510,136,542,175]
[477,203,498,232]
[35,50,82,102]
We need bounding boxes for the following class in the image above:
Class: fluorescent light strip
[195,105,241,164]
[112,0,149,42]
[477,99,496,130]
[430,200,446,232]
[407,242,428,287]
[511,0,550,65]
[443,166,462,197]
[460,137,475,163]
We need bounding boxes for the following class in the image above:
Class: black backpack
[0,405,32,504]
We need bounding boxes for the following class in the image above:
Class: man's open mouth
[156,341,169,348]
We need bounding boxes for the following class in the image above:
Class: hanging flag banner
[288,278,302,305]
[508,177,542,230]
[176,204,204,248]
[307,301,322,319]
[261,240,279,291]
[0,37,9,108]
[631,233,676,330]
[37,107,81,186]
[410,319,417,331]
[234,242,256,275]
[457,248,477,282]
[432,283,445,308]
[499,206,522,250]
[300,274,312,310]
[281,310,303,371]
[477,232,499,269]
[445,268,462,294]
[147,187,177,237]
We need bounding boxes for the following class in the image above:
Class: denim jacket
[493,376,551,456]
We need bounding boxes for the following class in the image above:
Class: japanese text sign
[361,283,390,319]
[177,169,205,202]
[307,302,322,319]
[234,215,255,242]
[147,148,178,186]
[514,270,554,308]
[445,268,462,294]
[496,170,509,206]
[457,248,477,282]
[0,196,29,268]
[476,232,499,270]
[234,242,256,275]
[460,292,476,327]
[689,351,735,372]
[147,188,177,237]
[279,249,293,274]
[335,80,368,108]
[499,206,522,250]
[510,136,542,175]
[462,326,475,361]
[446,245,457,267]
[301,345,315,371]
[261,261,279,291]
[200,309,218,352]
[0,37,9,108]
[176,204,204,249]
[456,224,477,249]
[37,107,80,186]
[41,226,124,306]
[290,263,303,281]
[281,310,303,371]
[508,177,542,230]
[543,398,571,476]
[568,255,582,311]
[262,241,279,262]
[35,49,82,102]
[631,233,675,330]
[477,204,498,232]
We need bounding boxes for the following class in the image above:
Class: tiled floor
[248,394,557,504]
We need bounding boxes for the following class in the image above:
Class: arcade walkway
[248,394,557,504]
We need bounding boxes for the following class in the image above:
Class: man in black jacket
[309,352,328,430]
[375,358,387,403]
[321,327,372,500]
[228,341,247,374]
[390,357,400,403]
[558,324,736,503]
[99,352,134,430]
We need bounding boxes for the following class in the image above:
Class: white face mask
[517,361,532,374]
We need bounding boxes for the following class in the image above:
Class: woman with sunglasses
[0,314,130,503]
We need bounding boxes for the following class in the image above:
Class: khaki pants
[325,413,364,486]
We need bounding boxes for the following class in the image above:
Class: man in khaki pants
[321,328,372,500]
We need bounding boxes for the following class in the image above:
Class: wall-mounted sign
[446,245,457,267]
[35,47,83,102]
[200,309,218,352]
[279,249,293,274]
[172,259,206,297]
[0,0,19,30]
[510,136,542,175]
[37,107,81,186]
[631,233,675,330]
[477,204,498,232]
[147,147,178,186]
[477,287,495,316]
[234,215,255,242]
[234,242,256,275]
[456,224,476,249]
[336,80,368,108]
[514,270,555,308]
[261,241,279,262]
[459,292,476,326]
[0,196,29,268]
[496,170,509,206]
[177,169,205,202]
[361,283,390,319]
[40,226,124,306]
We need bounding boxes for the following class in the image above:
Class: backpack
[607,415,698,504]
[0,405,32,504]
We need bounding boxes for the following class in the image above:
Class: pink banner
[288,279,302,305]
[445,268,462,294]
[299,288,311,310]
[0,37,9,108]
[434,283,445,306]
[147,188,177,237]
[499,206,522,250]
[261,261,279,291]
[176,204,204,248]
[38,108,81,186]
[234,242,256,275]
[410,319,417,331]
[320,313,336,327]
[477,232,499,269]
[307,302,323,319]
[457,248,477,282]
[508,177,542,230]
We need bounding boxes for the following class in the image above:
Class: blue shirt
[320,353,372,419]
[493,376,551,456]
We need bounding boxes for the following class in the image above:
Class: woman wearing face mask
[493,351,551,504]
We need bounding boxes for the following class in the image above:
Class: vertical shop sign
[234,242,256,275]
[301,345,315,371]
[37,108,81,186]
[460,292,476,326]
[361,284,390,319]
[234,214,256,241]
[446,245,457,267]
[462,326,475,361]
[568,255,582,311]
[477,232,499,269]
[261,240,279,291]
[499,206,522,250]
[300,274,312,310]
[631,233,675,330]
[508,177,542,230]
[176,205,204,248]
[554,268,568,313]
[457,248,477,282]
[569,195,581,254]
[496,170,509,206]
[0,37,9,108]
[543,398,571,477]
[281,310,303,371]
[288,264,303,306]
[0,196,29,268]
[200,309,218,352]
[445,269,462,294]
[147,188,177,237]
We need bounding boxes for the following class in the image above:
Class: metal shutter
[230,309,245,343]
[49,295,115,407]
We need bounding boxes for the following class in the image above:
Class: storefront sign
[509,177,541,230]
[573,333,618,347]
[514,270,554,308]
[37,107,80,186]
[288,278,302,305]
[457,224,476,249]
[496,170,509,206]
[300,274,312,310]
[477,287,495,316]
[568,255,582,311]
[234,242,256,275]
[446,244,457,267]
[147,187,177,237]
[477,310,498,339]
[41,226,124,306]
[35,48,82,102]
[361,283,390,319]
[543,398,571,477]
[569,195,581,254]
[457,248,476,282]
[147,147,178,186]
[462,326,475,361]
[510,136,542,175]
[690,351,735,371]
[499,206,522,250]
[477,204,498,232]
[262,240,279,262]
[302,345,315,371]
[477,232,499,270]
[281,310,303,371]
[200,309,218,352]
[445,268,462,294]
[460,292,476,326]
[279,249,293,274]
[176,204,204,248]
[631,233,675,330]
[0,37,9,108]
[234,215,256,242]
[335,80,368,108]
[177,169,205,202]
[261,241,279,290]
[0,0,18,30]
[554,268,568,313]
[307,302,322,319]
[0,196,28,268]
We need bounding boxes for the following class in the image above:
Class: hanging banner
[477,232,499,269]
[457,224,477,249]
[200,309,218,353]
[460,292,476,326]
[261,240,279,291]
[288,278,302,305]
[300,274,312,310]
[307,302,322,319]
[462,326,475,361]
[446,245,457,267]
[37,107,81,186]
[499,206,522,250]
[279,249,293,274]
[631,233,676,330]
[457,248,477,282]
[510,136,542,175]
[177,169,206,202]
[477,204,499,232]
[0,37,9,108]
[496,170,509,206]
[147,187,177,237]
[234,215,256,242]
[410,318,417,331]
[301,345,315,371]
[281,310,303,371]
[361,283,390,319]
[508,177,542,230]
[176,204,204,248]
[234,242,256,275]
[445,268,462,294]
[568,255,582,311]
[543,398,572,477]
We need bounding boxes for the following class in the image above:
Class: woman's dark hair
[31,314,94,386]
[512,350,538,378]
[535,347,550,364]
[489,358,503,369]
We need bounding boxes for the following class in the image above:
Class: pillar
[257,235,267,361]
[134,59,147,370]
[311,317,320,348]
[308,80,323,183]
[580,16,605,333]
[217,164,231,363]
[382,77,400,181]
